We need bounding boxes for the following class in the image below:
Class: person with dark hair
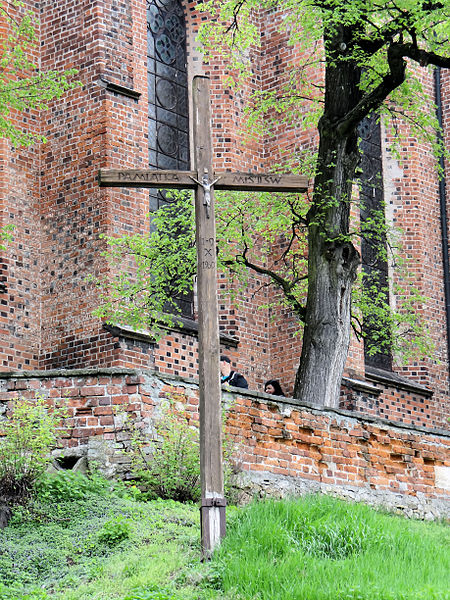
[264,379,285,396]
[220,355,248,389]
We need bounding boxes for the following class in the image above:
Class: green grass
[211,495,450,600]
[0,473,448,600]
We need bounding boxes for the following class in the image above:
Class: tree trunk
[0,503,11,529]
[293,25,362,407]
[294,135,360,406]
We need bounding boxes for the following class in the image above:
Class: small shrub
[131,402,201,503]
[97,515,131,546]
[0,395,67,525]
[34,470,111,503]
[126,400,240,504]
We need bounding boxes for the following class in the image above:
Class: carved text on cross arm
[118,171,181,183]
[232,174,282,185]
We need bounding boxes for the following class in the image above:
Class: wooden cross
[99,75,308,557]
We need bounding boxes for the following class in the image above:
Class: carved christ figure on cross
[189,169,221,218]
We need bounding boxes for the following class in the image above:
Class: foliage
[0,0,80,146]
[352,269,434,362]
[197,0,449,158]
[92,185,432,365]
[0,585,50,600]
[123,585,179,600]
[34,470,115,503]
[118,399,239,504]
[0,484,204,600]
[90,193,197,337]
[0,223,14,251]
[0,395,67,511]
[97,515,131,547]
[131,401,202,503]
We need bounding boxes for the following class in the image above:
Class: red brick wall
[37,0,150,369]
[0,370,448,515]
[0,3,42,372]
[380,66,450,428]
[340,374,438,428]
[224,392,448,499]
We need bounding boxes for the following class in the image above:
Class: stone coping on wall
[0,367,138,379]
[341,376,381,396]
[365,366,434,397]
[104,320,239,347]
[219,381,450,439]
[97,77,141,100]
[0,367,448,439]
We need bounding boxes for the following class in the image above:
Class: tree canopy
[94,0,450,406]
[0,0,79,146]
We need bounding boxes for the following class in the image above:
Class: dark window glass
[359,114,392,371]
[147,0,193,318]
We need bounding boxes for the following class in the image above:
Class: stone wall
[0,368,448,519]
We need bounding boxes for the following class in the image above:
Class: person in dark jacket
[220,355,248,389]
[264,379,285,396]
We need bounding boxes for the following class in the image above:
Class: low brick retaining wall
[0,368,448,518]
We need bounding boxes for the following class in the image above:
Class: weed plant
[33,469,115,502]
[209,495,450,600]
[122,399,239,504]
[132,403,201,503]
[0,395,67,526]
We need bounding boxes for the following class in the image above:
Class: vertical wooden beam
[193,75,226,557]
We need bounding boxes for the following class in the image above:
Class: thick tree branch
[335,37,450,138]
[335,44,407,137]
[399,43,450,68]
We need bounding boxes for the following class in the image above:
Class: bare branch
[240,247,307,321]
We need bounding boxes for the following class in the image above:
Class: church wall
[0,4,43,372]
[36,0,154,370]
[37,0,113,368]
[0,369,448,518]
[0,1,448,427]
[380,66,450,429]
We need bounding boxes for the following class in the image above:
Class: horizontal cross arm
[214,172,308,193]
[99,169,309,192]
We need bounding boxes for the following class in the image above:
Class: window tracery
[147,0,193,318]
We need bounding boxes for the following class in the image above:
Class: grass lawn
[214,495,450,600]
[0,472,448,600]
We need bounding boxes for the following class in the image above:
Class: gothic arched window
[359,114,392,371]
[147,0,189,177]
[147,0,193,317]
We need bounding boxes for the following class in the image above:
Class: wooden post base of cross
[200,497,227,559]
